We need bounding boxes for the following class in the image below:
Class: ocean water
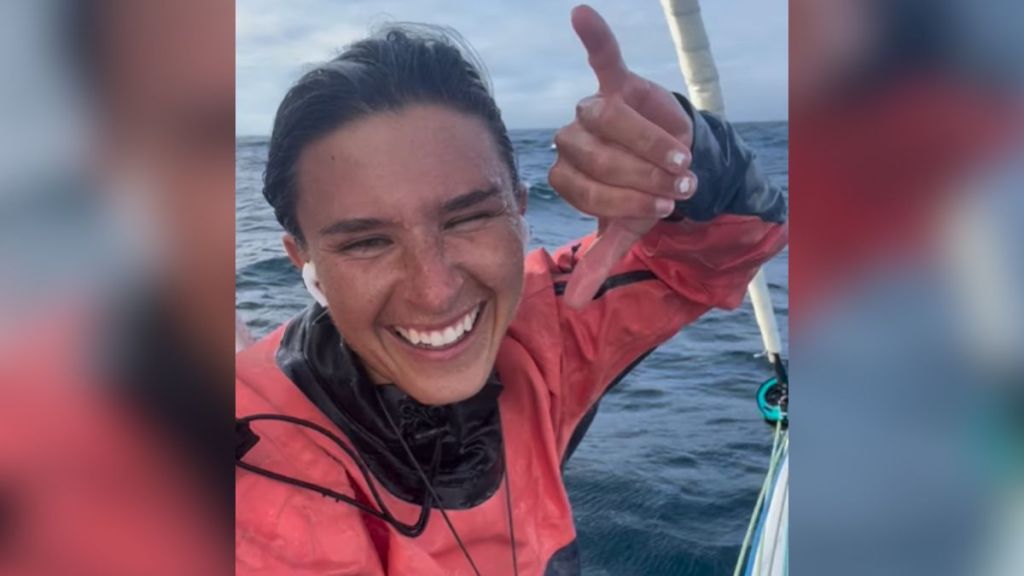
[236,122,789,575]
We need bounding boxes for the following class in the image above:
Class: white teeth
[395,304,482,349]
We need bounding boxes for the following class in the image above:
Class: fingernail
[667,150,686,169]
[676,176,692,197]
[656,198,675,217]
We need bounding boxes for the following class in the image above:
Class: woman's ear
[515,182,528,215]
[282,233,306,270]
[514,183,530,250]
[518,215,531,250]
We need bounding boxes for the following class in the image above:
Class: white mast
[659,0,784,362]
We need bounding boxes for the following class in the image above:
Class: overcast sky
[237,0,786,135]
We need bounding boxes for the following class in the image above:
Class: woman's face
[286,104,526,405]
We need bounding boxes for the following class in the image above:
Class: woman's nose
[402,239,463,313]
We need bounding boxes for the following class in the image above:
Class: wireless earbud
[302,262,329,307]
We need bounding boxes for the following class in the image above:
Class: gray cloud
[236,0,787,135]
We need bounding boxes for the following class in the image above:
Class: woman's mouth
[392,303,483,351]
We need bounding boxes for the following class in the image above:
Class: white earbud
[302,261,329,307]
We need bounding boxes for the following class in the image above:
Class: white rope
[733,421,788,576]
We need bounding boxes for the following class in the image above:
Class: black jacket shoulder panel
[669,94,787,224]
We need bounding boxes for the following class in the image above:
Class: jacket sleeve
[545,96,788,460]
[667,94,786,224]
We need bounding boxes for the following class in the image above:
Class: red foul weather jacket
[235,98,788,576]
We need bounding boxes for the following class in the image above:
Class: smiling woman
[235,6,787,576]
[286,104,526,406]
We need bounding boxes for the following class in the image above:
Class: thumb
[571,4,629,94]
[563,223,640,309]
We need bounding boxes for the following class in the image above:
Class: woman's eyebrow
[318,217,390,236]
[441,187,501,213]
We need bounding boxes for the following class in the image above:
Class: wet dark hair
[262,24,520,243]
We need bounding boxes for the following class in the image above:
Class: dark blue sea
[236,122,789,575]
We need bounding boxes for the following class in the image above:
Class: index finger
[571,4,629,93]
[576,96,691,175]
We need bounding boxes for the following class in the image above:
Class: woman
[236,6,786,575]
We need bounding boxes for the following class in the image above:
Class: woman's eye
[339,237,392,255]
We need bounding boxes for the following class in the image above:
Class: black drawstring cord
[502,446,520,576]
[237,409,519,576]
[235,414,431,537]
[378,396,484,576]
[376,393,520,576]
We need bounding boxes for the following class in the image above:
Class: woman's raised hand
[550,4,696,309]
